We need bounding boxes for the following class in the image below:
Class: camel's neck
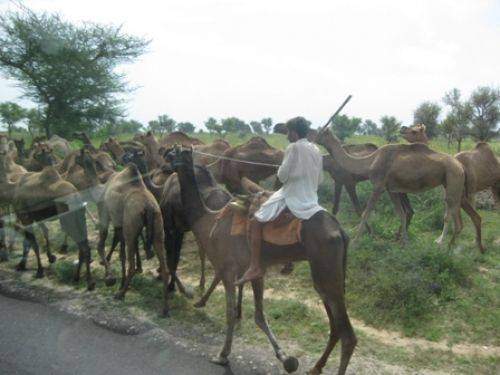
[82,161,100,187]
[176,162,211,227]
[317,130,376,176]
[134,160,163,201]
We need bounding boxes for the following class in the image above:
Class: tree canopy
[413,101,441,138]
[331,114,362,141]
[380,115,401,143]
[468,86,499,141]
[0,6,149,137]
[177,122,195,134]
[0,101,25,136]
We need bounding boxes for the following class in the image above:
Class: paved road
[0,294,251,375]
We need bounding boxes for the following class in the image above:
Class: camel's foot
[87,281,96,291]
[210,355,229,366]
[114,291,125,301]
[160,306,170,318]
[283,356,299,374]
[105,276,117,287]
[145,252,154,260]
[15,261,27,272]
[59,244,68,254]
[306,367,321,375]
[280,262,294,275]
[434,236,444,246]
[47,254,57,264]
[193,299,206,308]
[35,268,45,279]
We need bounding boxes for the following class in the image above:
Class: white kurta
[254,138,325,222]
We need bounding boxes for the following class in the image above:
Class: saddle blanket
[215,205,302,246]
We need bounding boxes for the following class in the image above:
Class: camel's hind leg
[461,198,484,253]
[39,223,56,264]
[14,224,44,278]
[115,235,137,301]
[389,192,409,244]
[194,272,221,308]
[251,278,299,373]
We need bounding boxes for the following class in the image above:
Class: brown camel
[168,146,356,375]
[401,124,500,207]
[456,142,500,207]
[73,131,97,151]
[89,151,170,313]
[215,136,284,192]
[400,124,429,144]
[124,147,231,300]
[192,139,231,166]
[322,144,379,216]
[0,150,96,288]
[159,131,204,148]
[317,128,484,252]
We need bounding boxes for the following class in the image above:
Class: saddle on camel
[235,116,325,285]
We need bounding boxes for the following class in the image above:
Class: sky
[0,0,499,129]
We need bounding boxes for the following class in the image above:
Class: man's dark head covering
[286,117,311,139]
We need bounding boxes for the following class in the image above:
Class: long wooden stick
[320,94,353,132]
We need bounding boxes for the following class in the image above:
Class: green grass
[2,131,499,373]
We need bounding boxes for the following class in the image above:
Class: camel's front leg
[251,278,299,374]
[211,276,237,366]
[39,222,56,264]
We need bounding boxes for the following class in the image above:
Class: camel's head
[13,138,25,158]
[32,142,56,166]
[400,124,429,144]
[75,148,95,170]
[164,145,193,172]
[122,147,148,173]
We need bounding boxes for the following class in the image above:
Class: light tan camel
[88,150,171,314]
[169,147,356,375]
[456,142,500,207]
[0,150,96,288]
[401,124,500,206]
[317,128,484,252]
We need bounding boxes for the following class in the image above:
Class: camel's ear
[241,177,266,195]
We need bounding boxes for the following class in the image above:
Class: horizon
[0,0,499,130]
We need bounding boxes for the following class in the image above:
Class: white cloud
[0,0,499,128]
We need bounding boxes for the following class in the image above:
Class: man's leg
[235,218,264,285]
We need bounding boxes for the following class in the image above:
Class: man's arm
[277,143,297,183]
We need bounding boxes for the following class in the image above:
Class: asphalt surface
[0,294,252,375]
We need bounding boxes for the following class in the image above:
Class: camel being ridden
[169,146,356,375]
[317,128,484,252]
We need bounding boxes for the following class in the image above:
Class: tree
[468,86,499,141]
[156,114,176,134]
[380,115,401,143]
[25,107,44,137]
[331,114,362,141]
[250,121,263,134]
[205,117,223,137]
[0,102,25,136]
[261,117,273,134]
[0,6,149,138]
[443,88,472,151]
[177,122,195,134]
[413,102,441,138]
[359,119,381,136]
[118,119,143,134]
[221,117,249,135]
[440,114,457,149]
[147,120,161,134]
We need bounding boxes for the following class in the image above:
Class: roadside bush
[347,240,474,335]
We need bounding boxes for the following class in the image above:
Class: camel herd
[0,125,498,374]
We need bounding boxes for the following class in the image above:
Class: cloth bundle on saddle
[215,179,302,246]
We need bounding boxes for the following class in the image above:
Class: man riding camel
[236,116,325,285]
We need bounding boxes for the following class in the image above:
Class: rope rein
[191,149,281,168]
